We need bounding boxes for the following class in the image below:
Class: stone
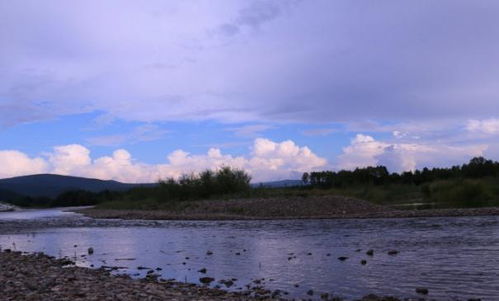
[199,277,215,284]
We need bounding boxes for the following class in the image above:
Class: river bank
[0,249,266,300]
[75,195,499,220]
[0,249,414,301]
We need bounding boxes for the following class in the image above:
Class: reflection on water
[0,213,498,300]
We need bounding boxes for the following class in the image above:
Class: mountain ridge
[0,174,154,198]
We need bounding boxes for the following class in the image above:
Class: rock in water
[199,277,215,284]
[87,247,94,255]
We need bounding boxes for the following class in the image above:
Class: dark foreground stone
[0,250,266,300]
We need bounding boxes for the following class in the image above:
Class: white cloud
[48,144,91,175]
[0,151,48,178]
[338,134,486,173]
[0,138,326,183]
[466,119,499,135]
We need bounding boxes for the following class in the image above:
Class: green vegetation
[3,158,499,210]
[302,157,499,208]
[90,167,252,210]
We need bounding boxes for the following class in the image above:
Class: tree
[301,172,309,184]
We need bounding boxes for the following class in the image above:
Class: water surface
[0,209,498,300]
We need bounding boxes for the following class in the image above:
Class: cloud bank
[338,134,487,173]
[0,138,326,183]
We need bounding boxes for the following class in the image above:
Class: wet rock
[0,250,266,300]
[337,256,348,261]
[366,249,374,256]
[415,287,429,295]
[219,279,234,288]
[137,266,150,270]
[87,247,94,255]
[199,277,215,284]
[206,251,213,255]
[361,260,367,265]
[198,268,207,274]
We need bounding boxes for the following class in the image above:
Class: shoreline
[0,249,414,301]
[74,195,499,221]
[0,249,263,300]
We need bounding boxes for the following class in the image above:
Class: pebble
[415,287,429,295]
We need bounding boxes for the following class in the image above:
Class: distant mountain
[251,179,305,188]
[0,174,155,199]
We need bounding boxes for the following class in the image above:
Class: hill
[252,179,304,188]
[0,174,154,199]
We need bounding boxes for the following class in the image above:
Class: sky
[1,0,499,183]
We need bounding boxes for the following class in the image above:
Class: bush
[154,167,251,202]
[427,180,493,208]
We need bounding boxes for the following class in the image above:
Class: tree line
[5,167,251,208]
[302,157,499,188]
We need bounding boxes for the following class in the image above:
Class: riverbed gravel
[0,250,422,301]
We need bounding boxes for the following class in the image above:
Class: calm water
[0,209,498,300]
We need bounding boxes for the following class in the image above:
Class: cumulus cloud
[0,138,326,183]
[0,151,48,178]
[337,134,486,173]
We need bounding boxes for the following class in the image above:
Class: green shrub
[428,180,493,208]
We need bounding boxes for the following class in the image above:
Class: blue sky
[1,0,499,182]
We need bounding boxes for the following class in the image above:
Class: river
[0,208,498,300]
